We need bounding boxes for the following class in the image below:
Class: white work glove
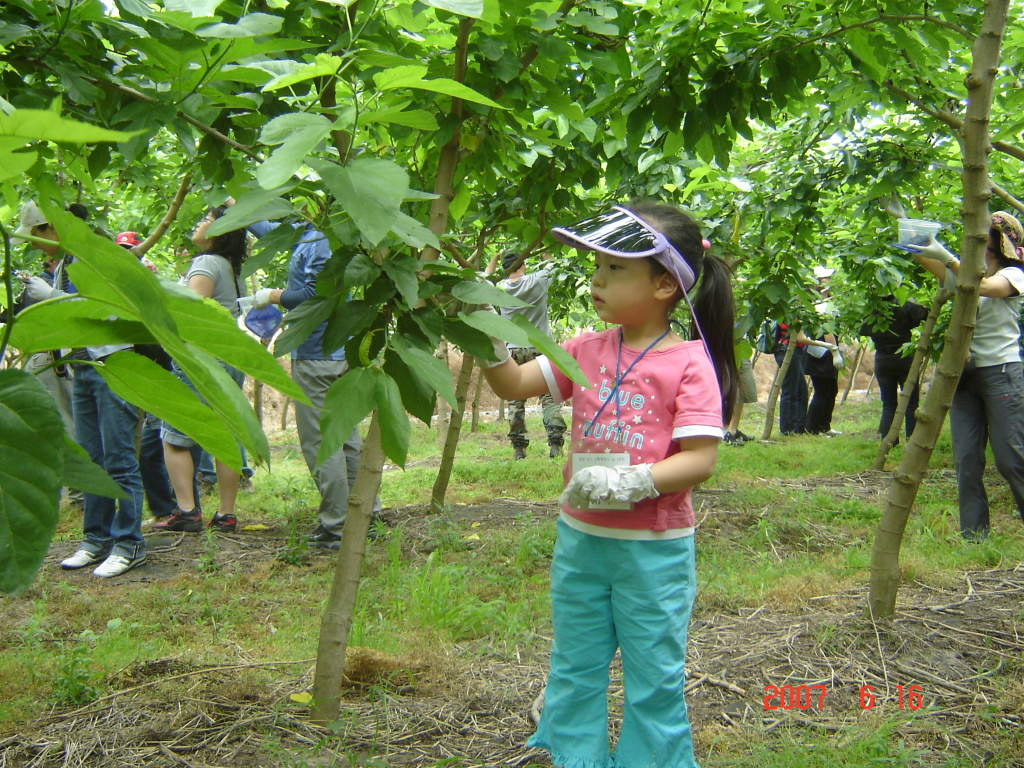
[560,464,659,509]
[831,349,845,369]
[906,235,956,267]
[253,288,276,309]
[24,276,62,301]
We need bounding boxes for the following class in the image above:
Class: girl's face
[590,252,672,325]
[191,211,217,251]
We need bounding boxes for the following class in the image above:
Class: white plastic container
[898,219,941,246]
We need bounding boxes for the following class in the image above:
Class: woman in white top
[910,215,1024,539]
[156,205,248,533]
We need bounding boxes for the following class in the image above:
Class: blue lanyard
[584,326,672,437]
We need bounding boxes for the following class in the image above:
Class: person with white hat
[13,200,147,577]
[908,218,1024,539]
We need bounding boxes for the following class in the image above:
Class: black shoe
[152,507,203,532]
[513,446,527,460]
[733,430,753,443]
[308,525,341,550]
[208,513,237,532]
[549,443,563,458]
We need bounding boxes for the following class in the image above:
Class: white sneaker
[93,552,147,578]
[61,549,106,570]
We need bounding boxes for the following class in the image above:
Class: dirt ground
[5,470,1024,767]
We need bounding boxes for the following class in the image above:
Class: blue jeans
[874,353,919,439]
[529,520,699,768]
[196,446,253,482]
[950,362,1024,538]
[774,347,807,434]
[72,365,144,558]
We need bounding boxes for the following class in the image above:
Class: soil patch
[6,474,1024,767]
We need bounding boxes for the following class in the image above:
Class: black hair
[204,205,248,276]
[627,200,739,423]
[502,250,522,273]
[990,225,1024,273]
[66,203,89,221]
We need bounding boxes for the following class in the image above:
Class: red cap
[116,231,141,246]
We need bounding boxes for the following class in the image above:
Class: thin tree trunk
[865,373,876,397]
[839,343,865,405]
[432,353,476,511]
[132,173,192,258]
[436,339,450,444]
[311,412,385,724]
[761,342,794,440]
[280,398,290,430]
[470,364,483,433]
[869,0,1008,619]
[872,290,953,470]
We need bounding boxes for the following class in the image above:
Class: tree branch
[132,173,193,258]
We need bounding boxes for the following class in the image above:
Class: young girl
[155,204,249,534]
[483,202,737,768]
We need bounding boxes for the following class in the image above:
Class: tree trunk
[470,364,483,432]
[280,398,290,431]
[311,412,385,724]
[839,343,865,405]
[761,342,794,440]
[431,353,476,511]
[435,339,449,444]
[871,290,953,470]
[869,0,1008,619]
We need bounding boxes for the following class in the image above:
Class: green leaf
[361,104,439,131]
[391,338,457,409]
[274,296,336,358]
[513,315,589,388]
[9,300,155,354]
[343,253,382,287]
[441,317,496,359]
[375,373,410,468]
[382,354,435,426]
[459,309,531,348]
[389,211,440,249]
[374,66,506,110]
[419,0,485,19]
[315,158,410,246]
[262,54,352,93]
[451,280,530,308]
[0,148,36,181]
[382,255,420,307]
[195,12,283,38]
[0,369,64,595]
[318,367,377,466]
[62,437,126,499]
[260,112,333,145]
[0,109,140,144]
[206,188,294,236]
[98,352,244,469]
[256,117,333,188]
[322,300,378,358]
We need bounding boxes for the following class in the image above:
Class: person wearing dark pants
[908,213,1024,539]
[773,323,808,435]
[799,331,841,436]
[861,297,928,440]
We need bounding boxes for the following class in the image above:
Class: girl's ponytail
[689,252,738,424]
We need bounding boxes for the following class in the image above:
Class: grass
[3,396,1024,765]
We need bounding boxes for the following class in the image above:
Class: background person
[484,250,567,459]
[908,218,1024,539]
[725,353,757,444]
[860,296,928,440]
[16,200,146,577]
[773,322,808,434]
[483,201,737,768]
[246,215,381,548]
[155,203,248,534]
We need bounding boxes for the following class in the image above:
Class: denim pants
[528,520,699,768]
[874,353,919,439]
[774,347,807,434]
[72,365,144,558]
[949,361,1024,538]
[507,347,567,449]
[292,359,381,536]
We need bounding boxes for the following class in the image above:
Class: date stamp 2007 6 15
[763,684,925,711]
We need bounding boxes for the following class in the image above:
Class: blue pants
[774,347,807,434]
[528,520,700,768]
[73,365,144,558]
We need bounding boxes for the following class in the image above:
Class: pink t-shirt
[538,328,723,532]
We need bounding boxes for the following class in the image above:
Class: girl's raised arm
[482,357,550,402]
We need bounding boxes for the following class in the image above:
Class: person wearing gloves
[155,203,248,534]
[908,214,1024,539]
[482,201,737,768]
[795,330,843,436]
[245,217,381,549]
[14,200,147,577]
